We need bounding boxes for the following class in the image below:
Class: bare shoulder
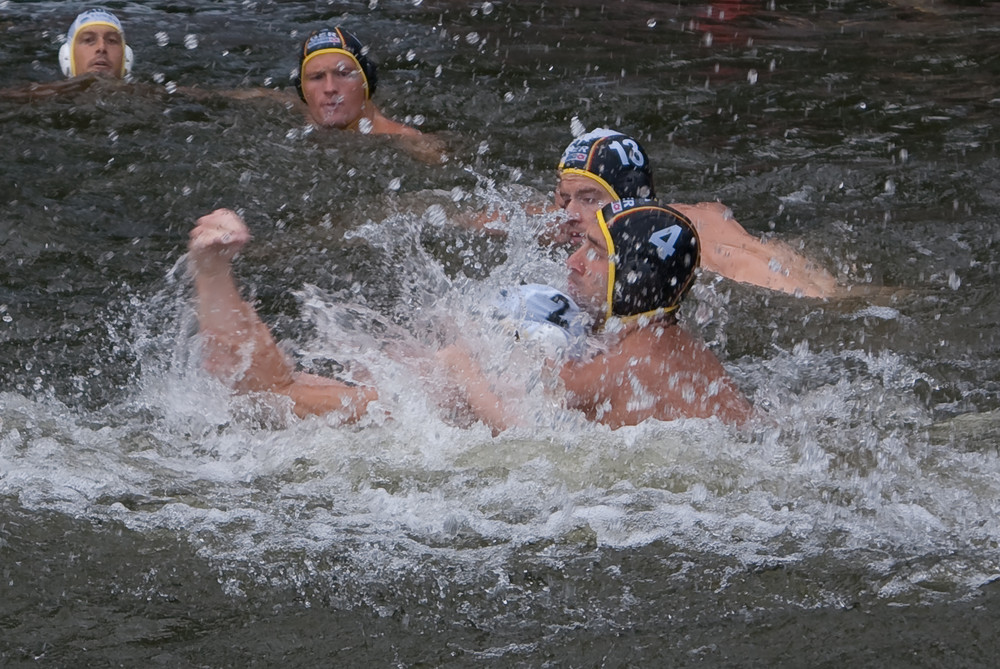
[624,325,751,425]
[370,109,422,136]
[562,323,751,427]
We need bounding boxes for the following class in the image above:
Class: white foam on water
[3,196,1000,608]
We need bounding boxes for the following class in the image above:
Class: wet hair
[59,8,134,78]
[292,27,378,101]
[596,199,699,321]
[557,128,656,200]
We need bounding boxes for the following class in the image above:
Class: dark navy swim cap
[293,27,378,101]
[558,128,656,200]
[596,199,699,321]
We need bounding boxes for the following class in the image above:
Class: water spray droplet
[948,270,961,290]
[570,116,586,137]
[183,34,199,50]
[482,2,494,15]
[155,32,169,47]
[503,91,514,102]
[647,18,657,28]
[747,69,758,84]
[466,32,480,45]
[388,177,402,192]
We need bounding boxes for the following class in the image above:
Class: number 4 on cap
[649,225,682,259]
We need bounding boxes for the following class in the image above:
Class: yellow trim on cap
[558,167,619,202]
[595,207,618,323]
[300,48,370,99]
[70,21,126,77]
[610,305,680,328]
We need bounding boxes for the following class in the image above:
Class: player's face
[553,174,615,246]
[301,52,368,129]
[566,227,610,320]
[72,27,125,77]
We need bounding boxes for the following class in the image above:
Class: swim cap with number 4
[558,128,655,200]
[597,199,699,320]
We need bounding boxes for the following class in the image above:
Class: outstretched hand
[189,208,251,274]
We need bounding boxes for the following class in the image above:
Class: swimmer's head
[557,128,656,201]
[492,284,588,359]
[293,27,378,102]
[59,8,133,78]
[596,199,699,322]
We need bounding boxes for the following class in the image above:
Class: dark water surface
[3,1,1000,666]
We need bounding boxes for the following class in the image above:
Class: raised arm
[188,209,376,421]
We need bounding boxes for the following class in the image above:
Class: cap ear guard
[59,41,72,77]
[123,44,134,76]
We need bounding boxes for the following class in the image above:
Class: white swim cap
[59,8,134,77]
[492,284,588,359]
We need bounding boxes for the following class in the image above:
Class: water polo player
[553,199,751,426]
[554,128,655,245]
[186,203,749,429]
[438,198,751,430]
[554,127,841,298]
[293,27,420,136]
[567,198,699,325]
[60,8,134,79]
